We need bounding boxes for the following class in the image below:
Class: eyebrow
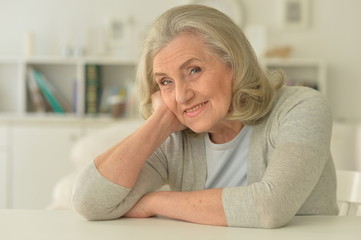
[153,57,201,78]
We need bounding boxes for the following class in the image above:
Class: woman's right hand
[151,91,186,134]
[94,91,184,189]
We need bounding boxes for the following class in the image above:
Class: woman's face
[152,32,233,133]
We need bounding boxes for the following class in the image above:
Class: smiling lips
[184,101,208,117]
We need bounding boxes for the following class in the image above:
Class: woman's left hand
[123,189,227,225]
[124,193,156,218]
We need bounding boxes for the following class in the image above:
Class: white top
[0,210,360,240]
[205,125,252,189]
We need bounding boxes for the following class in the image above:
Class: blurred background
[0,0,360,209]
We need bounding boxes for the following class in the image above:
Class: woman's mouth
[184,101,208,117]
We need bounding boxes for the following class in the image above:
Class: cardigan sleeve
[72,147,168,220]
[222,88,335,228]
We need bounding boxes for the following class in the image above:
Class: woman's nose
[175,82,194,104]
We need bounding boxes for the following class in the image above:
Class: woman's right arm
[72,92,185,220]
[94,104,176,188]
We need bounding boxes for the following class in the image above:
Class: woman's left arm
[124,188,227,226]
[222,88,336,228]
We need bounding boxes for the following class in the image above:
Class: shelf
[261,57,327,95]
[83,57,135,65]
[0,56,137,117]
[0,112,142,124]
[1,56,136,65]
[0,56,327,118]
[261,58,325,66]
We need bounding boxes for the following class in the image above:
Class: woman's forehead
[152,33,212,72]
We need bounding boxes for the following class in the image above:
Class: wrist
[145,192,159,216]
[151,105,184,134]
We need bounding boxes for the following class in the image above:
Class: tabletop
[0,209,360,240]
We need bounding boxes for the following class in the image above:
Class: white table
[0,209,360,240]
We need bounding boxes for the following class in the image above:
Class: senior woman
[72,5,338,228]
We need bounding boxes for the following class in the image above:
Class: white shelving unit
[0,56,137,117]
[0,56,138,209]
[0,56,327,118]
[261,58,327,95]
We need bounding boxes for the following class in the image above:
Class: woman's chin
[184,124,209,134]
[181,117,212,134]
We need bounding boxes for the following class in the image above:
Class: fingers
[151,91,163,112]
[150,91,186,132]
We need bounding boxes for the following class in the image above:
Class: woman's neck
[208,120,244,144]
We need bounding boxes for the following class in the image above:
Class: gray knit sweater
[72,86,339,228]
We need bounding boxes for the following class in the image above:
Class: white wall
[241,0,361,122]
[0,0,187,58]
[1,0,361,121]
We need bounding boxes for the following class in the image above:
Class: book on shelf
[98,82,138,118]
[85,64,102,114]
[26,68,47,112]
[27,67,72,114]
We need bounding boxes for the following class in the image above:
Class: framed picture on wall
[107,16,135,57]
[283,0,310,29]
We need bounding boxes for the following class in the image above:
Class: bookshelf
[0,56,327,119]
[261,58,327,95]
[0,56,137,118]
[0,56,140,208]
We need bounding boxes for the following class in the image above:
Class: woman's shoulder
[257,86,332,129]
[277,86,324,102]
[274,86,330,112]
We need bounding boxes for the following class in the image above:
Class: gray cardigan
[72,86,339,228]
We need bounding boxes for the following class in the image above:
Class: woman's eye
[190,67,201,75]
[160,79,172,86]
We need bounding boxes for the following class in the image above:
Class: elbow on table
[72,202,123,221]
[257,209,294,229]
[72,204,99,221]
[71,194,125,221]
[227,208,293,229]
[258,216,290,229]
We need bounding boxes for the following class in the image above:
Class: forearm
[95,106,175,188]
[147,189,227,226]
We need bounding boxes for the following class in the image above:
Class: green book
[85,65,101,114]
[27,67,47,112]
[32,69,65,113]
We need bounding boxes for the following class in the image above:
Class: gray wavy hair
[136,4,284,125]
